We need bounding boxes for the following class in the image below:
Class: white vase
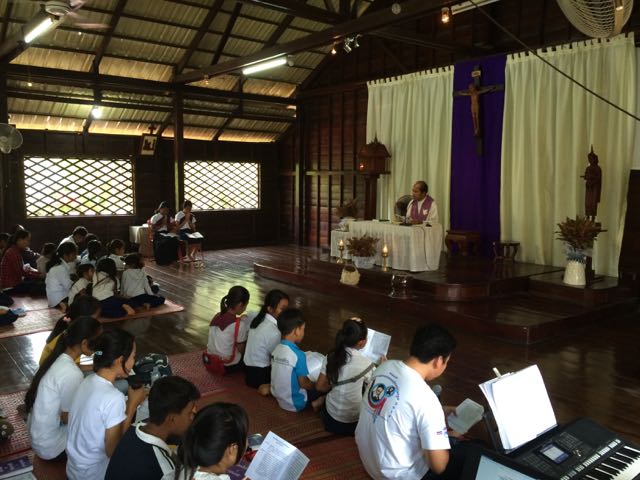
[352,256,376,269]
[563,260,586,286]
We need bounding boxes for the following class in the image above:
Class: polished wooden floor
[1,245,639,444]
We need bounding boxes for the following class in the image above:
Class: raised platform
[254,253,638,345]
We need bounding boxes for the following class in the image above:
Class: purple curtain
[450,55,506,256]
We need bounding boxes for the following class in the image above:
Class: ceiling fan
[20,0,110,34]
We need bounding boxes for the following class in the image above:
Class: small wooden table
[445,230,482,256]
[493,240,520,262]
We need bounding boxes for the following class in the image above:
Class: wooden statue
[581,146,602,220]
[454,83,502,137]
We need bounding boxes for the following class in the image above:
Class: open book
[479,365,557,451]
[305,351,326,383]
[0,456,34,479]
[245,431,309,480]
[361,328,391,364]
[447,398,484,434]
[185,231,203,239]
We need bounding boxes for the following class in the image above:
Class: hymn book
[479,365,557,451]
[447,398,485,434]
[244,431,309,480]
[0,456,34,479]
[361,328,391,364]
[185,231,203,239]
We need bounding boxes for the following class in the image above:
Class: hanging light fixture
[441,6,451,24]
[242,56,287,75]
[24,16,55,43]
[330,44,337,55]
[91,106,102,118]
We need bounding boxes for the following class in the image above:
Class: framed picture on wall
[140,134,157,156]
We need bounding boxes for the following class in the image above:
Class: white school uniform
[270,340,309,412]
[121,269,153,297]
[355,360,450,480]
[164,471,230,480]
[320,348,374,424]
[92,271,118,301]
[244,313,281,368]
[174,211,196,230]
[68,277,91,305]
[66,374,127,480]
[59,235,77,247]
[28,353,84,460]
[150,213,169,232]
[206,319,249,367]
[108,254,125,271]
[80,254,96,267]
[45,261,75,307]
[36,256,49,275]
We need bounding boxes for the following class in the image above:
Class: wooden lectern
[357,139,390,220]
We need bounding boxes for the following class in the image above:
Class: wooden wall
[0,130,279,252]
[619,170,640,292]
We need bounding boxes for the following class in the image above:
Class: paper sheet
[305,351,325,382]
[245,431,309,480]
[361,328,391,364]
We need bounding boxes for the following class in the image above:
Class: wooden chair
[492,240,520,263]
[445,230,482,256]
[147,220,185,263]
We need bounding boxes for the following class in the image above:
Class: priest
[405,181,439,224]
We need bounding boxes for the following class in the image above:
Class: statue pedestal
[585,223,606,286]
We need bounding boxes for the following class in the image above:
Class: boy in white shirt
[355,324,464,480]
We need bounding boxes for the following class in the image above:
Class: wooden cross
[148,124,157,135]
[453,65,504,155]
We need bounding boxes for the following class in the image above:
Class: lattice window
[23,157,135,217]
[184,161,260,211]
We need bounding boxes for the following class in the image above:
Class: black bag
[154,236,179,265]
[130,353,172,386]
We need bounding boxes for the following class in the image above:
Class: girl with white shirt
[121,253,165,308]
[316,318,376,436]
[66,328,147,480]
[26,315,102,461]
[166,403,248,480]
[45,242,78,311]
[92,257,135,318]
[244,289,289,389]
[107,239,126,271]
[80,239,102,267]
[36,243,56,275]
[67,263,94,305]
[175,200,202,261]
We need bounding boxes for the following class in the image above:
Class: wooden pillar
[362,174,380,220]
[173,90,184,211]
[295,104,306,245]
[0,70,8,230]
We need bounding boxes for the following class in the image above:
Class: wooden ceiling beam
[374,26,479,53]
[6,64,295,105]
[1,1,14,42]
[175,0,225,75]
[264,0,310,48]
[211,2,242,66]
[235,0,343,25]
[175,0,445,84]
[92,0,127,74]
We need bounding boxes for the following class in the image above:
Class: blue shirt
[270,340,309,412]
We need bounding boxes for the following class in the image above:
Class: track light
[242,56,287,75]
[343,35,361,54]
[343,41,352,53]
[331,44,337,55]
[441,7,451,24]
[24,16,55,43]
[91,107,102,118]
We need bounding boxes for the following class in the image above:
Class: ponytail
[25,315,101,413]
[46,242,77,273]
[219,286,250,314]
[326,318,368,384]
[95,257,118,292]
[92,328,135,374]
[251,289,289,329]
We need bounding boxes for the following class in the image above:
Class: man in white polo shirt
[355,324,462,480]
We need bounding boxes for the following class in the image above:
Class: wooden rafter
[211,2,242,66]
[156,113,174,136]
[175,0,445,84]
[236,0,343,24]
[92,0,128,74]
[1,1,14,42]
[264,0,310,48]
[174,0,225,75]
[375,37,408,73]
[213,76,246,141]
[339,0,350,17]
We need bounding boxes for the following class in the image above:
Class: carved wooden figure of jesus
[456,83,500,137]
[581,146,602,220]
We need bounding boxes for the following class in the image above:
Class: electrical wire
[467,0,640,122]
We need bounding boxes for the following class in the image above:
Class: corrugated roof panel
[190,74,238,91]
[11,49,93,72]
[114,17,194,47]
[210,12,231,32]
[218,130,278,142]
[90,120,152,136]
[222,36,265,57]
[200,32,222,53]
[98,107,166,124]
[162,126,215,141]
[10,114,84,133]
[100,57,173,81]
[245,66,308,85]
[106,38,185,65]
[36,29,103,52]
[243,79,296,98]
[290,17,330,31]
[124,0,207,28]
[292,50,326,69]
[183,114,227,128]
[229,118,290,133]
[238,4,287,24]
[188,50,215,69]
[7,80,94,98]
[277,28,312,43]
[9,98,91,118]
[231,18,275,43]
[7,1,43,20]
[88,0,120,9]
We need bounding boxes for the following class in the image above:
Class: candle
[382,244,388,255]
[339,239,344,247]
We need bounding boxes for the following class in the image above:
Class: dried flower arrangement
[346,235,379,257]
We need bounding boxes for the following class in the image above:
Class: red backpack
[202,317,241,376]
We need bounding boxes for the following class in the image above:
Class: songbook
[479,365,557,451]
[305,351,326,382]
[360,328,391,364]
[185,231,203,239]
[0,456,34,479]
[244,431,309,480]
[447,398,484,434]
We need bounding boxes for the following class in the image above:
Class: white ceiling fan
[19,0,110,39]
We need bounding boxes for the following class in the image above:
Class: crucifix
[148,124,157,135]
[453,66,504,155]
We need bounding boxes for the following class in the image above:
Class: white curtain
[366,67,453,232]
[501,34,637,276]
[633,48,640,169]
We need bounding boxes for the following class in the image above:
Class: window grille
[184,161,260,210]
[23,156,135,217]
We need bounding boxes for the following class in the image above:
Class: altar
[330,221,444,272]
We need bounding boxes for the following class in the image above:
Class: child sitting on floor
[92,257,135,318]
[167,403,248,480]
[45,242,78,311]
[244,289,289,389]
[107,239,126,271]
[36,243,56,275]
[206,286,250,373]
[68,263,95,305]
[121,253,165,309]
[80,233,98,258]
[80,240,102,267]
[271,308,324,412]
[315,318,376,436]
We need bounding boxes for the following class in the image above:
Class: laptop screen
[475,455,539,480]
